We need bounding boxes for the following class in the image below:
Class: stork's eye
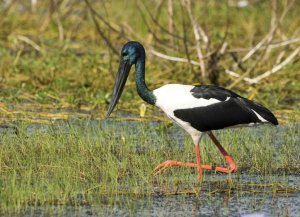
[122,52,128,56]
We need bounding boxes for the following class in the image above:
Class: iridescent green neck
[135,57,156,105]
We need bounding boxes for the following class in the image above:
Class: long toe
[153,160,200,176]
[153,160,176,175]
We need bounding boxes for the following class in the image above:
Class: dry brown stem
[182,0,207,78]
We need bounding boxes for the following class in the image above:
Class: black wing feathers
[191,85,239,101]
[243,98,278,125]
[174,85,278,132]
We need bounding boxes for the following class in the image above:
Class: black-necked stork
[106,41,278,180]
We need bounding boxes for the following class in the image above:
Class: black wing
[190,85,240,101]
[174,85,278,132]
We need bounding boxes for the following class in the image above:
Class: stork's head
[106,41,145,118]
[120,41,145,65]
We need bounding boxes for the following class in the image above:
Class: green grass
[0,120,299,213]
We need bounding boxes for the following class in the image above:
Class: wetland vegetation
[0,120,299,216]
[0,0,299,216]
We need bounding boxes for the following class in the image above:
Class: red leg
[207,132,238,173]
[154,144,209,180]
[153,132,237,179]
[194,143,203,180]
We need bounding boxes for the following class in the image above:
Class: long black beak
[106,60,132,118]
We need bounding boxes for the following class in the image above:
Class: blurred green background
[0,0,299,122]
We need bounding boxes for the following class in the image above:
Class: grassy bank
[0,120,299,213]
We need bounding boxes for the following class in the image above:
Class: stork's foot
[200,161,238,173]
[153,132,238,181]
[153,159,237,179]
[153,160,197,176]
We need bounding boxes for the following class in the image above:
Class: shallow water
[98,192,299,217]
[20,189,300,217]
[1,119,299,216]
